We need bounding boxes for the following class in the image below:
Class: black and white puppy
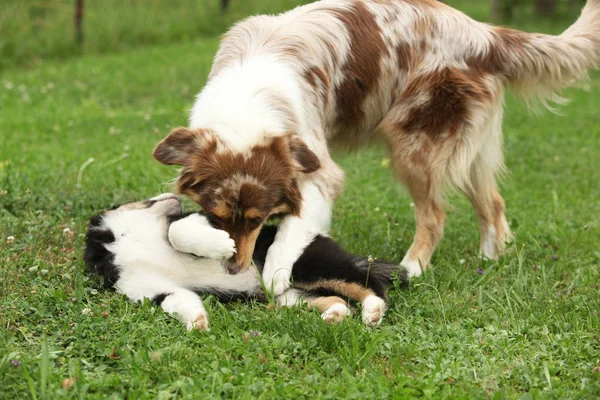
[84,193,406,330]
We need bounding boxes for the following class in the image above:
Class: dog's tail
[353,257,408,286]
[486,0,600,109]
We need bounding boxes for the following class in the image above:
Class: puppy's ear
[153,127,215,166]
[286,135,321,174]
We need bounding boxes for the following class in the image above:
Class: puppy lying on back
[84,193,407,330]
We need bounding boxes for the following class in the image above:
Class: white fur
[190,54,304,151]
[361,295,387,327]
[262,181,332,296]
[97,196,261,330]
[276,288,306,307]
[480,226,498,260]
[321,303,351,324]
[400,255,423,279]
[168,213,236,260]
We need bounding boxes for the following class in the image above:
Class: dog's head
[153,127,320,274]
[84,194,184,287]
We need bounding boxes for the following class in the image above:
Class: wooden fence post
[221,0,230,12]
[75,0,84,45]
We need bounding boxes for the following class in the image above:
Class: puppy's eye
[247,217,263,231]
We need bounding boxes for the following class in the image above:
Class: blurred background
[0,0,589,72]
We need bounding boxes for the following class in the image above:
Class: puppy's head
[84,194,183,287]
[153,127,320,274]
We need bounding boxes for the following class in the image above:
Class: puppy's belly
[182,261,261,294]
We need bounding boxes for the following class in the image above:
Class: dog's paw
[186,311,210,332]
[321,303,351,324]
[206,230,236,260]
[400,259,422,279]
[361,295,387,327]
[263,268,292,297]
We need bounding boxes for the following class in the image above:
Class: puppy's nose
[226,262,242,275]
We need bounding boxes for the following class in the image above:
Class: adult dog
[153,0,600,296]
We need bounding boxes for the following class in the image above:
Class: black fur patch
[152,293,172,306]
[253,226,400,299]
[83,212,119,288]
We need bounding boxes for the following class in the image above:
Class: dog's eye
[247,217,263,231]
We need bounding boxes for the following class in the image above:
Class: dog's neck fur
[190,54,306,152]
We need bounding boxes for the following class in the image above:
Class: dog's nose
[226,262,242,275]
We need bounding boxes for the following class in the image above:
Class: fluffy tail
[353,257,408,286]
[490,0,600,109]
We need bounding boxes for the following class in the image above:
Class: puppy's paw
[361,295,387,327]
[321,303,351,324]
[207,230,236,260]
[186,311,210,332]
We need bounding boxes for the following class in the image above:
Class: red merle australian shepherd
[153,0,600,296]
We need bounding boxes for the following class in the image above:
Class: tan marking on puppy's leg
[295,280,376,303]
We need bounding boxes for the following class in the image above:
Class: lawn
[1,1,599,399]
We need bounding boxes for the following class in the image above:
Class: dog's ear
[153,127,215,166]
[285,135,321,174]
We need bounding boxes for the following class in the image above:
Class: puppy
[153,0,600,297]
[83,194,407,330]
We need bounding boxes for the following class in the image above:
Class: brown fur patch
[397,68,491,138]
[243,208,262,220]
[153,132,321,271]
[332,2,386,128]
[295,280,375,303]
[227,228,261,273]
[153,127,218,166]
[308,296,347,313]
[303,66,331,106]
[396,42,413,72]
[212,202,232,220]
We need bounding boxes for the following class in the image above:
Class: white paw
[263,267,292,297]
[276,289,305,307]
[206,230,236,260]
[361,295,387,327]
[321,303,351,324]
[400,259,422,279]
[186,311,210,332]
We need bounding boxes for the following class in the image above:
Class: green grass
[0,0,314,71]
[1,2,600,399]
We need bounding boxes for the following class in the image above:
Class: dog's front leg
[262,181,332,296]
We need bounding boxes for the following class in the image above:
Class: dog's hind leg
[386,145,446,279]
[463,111,513,259]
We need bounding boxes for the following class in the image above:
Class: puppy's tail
[485,0,600,110]
[353,257,408,286]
